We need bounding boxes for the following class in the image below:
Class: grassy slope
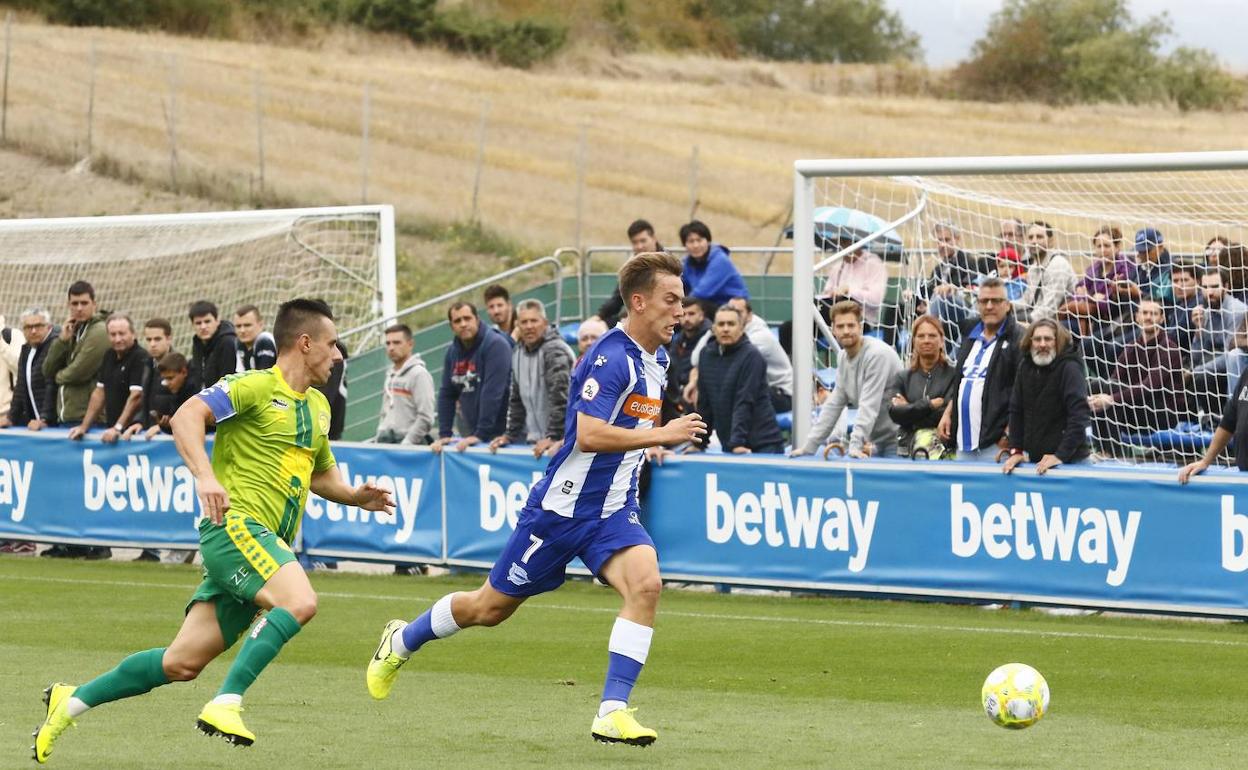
[4,556,1248,768]
[0,19,1243,277]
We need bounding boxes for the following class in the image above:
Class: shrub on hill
[951,0,1243,111]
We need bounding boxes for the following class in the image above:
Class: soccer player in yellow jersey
[31,299,394,763]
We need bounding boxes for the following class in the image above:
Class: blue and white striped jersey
[526,327,668,518]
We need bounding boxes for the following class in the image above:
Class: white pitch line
[3,572,1246,649]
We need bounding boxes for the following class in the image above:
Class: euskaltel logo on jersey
[622,394,661,419]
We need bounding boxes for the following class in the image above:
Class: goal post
[791,150,1248,457]
[0,204,396,356]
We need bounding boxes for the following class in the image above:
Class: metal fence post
[254,70,265,195]
[360,82,371,204]
[470,99,490,223]
[85,40,96,157]
[2,12,12,144]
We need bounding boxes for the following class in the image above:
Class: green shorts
[185,515,299,648]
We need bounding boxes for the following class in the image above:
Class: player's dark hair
[385,323,413,340]
[483,284,510,303]
[627,219,654,239]
[447,301,477,322]
[188,300,219,321]
[679,219,712,245]
[158,351,188,372]
[67,280,95,299]
[619,251,683,309]
[273,298,334,352]
[234,303,262,321]
[143,317,173,336]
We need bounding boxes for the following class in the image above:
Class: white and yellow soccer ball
[982,663,1050,729]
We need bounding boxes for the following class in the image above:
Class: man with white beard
[1002,319,1092,474]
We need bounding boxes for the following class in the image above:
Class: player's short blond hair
[619,251,683,309]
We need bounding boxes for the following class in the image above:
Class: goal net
[0,206,396,356]
[792,152,1248,465]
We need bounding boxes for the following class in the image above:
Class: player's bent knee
[630,575,663,606]
[283,594,319,625]
[162,654,207,682]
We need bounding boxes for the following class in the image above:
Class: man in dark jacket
[313,340,349,441]
[490,300,575,458]
[919,222,992,327]
[1088,298,1185,442]
[432,301,512,453]
[6,308,57,429]
[662,297,710,423]
[68,314,151,444]
[1003,319,1092,475]
[938,278,1024,461]
[595,219,665,328]
[189,300,241,390]
[691,305,783,454]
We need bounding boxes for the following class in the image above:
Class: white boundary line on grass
[3,572,1247,649]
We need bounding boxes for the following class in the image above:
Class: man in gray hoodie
[792,300,902,458]
[489,300,574,458]
[374,324,435,445]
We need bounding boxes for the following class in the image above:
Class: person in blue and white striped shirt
[366,252,707,748]
[938,277,1024,462]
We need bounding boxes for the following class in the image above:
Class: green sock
[75,648,171,708]
[217,608,302,697]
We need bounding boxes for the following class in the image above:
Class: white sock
[211,693,242,707]
[391,625,412,658]
[598,699,627,718]
[430,593,462,638]
[66,697,90,718]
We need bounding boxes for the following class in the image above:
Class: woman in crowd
[888,315,957,459]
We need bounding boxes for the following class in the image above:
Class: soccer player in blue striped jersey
[367,251,707,746]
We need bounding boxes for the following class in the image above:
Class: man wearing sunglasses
[937,277,1024,462]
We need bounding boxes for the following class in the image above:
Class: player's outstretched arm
[576,411,706,453]
[170,397,230,525]
[311,465,396,514]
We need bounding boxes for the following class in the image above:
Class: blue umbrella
[786,206,903,259]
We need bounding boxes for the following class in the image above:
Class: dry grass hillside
[1,19,1246,276]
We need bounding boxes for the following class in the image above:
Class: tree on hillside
[709,0,920,63]
[952,0,1242,110]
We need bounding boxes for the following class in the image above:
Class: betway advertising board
[647,455,1248,614]
[4,431,1248,615]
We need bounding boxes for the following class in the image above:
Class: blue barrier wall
[3,431,1248,616]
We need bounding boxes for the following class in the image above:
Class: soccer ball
[981,663,1049,729]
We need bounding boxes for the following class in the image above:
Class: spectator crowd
[5,215,1247,559]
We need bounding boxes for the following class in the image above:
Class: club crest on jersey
[582,377,601,401]
[507,563,531,586]
[622,393,661,420]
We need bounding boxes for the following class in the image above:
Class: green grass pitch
[3,556,1247,768]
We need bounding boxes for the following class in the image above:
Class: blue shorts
[488,505,656,598]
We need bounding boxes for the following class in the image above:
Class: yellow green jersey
[197,366,336,543]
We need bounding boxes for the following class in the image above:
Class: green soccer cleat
[196,702,255,747]
[591,707,658,747]
[32,682,77,764]
[366,619,409,700]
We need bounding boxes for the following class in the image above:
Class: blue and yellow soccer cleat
[591,707,658,747]
[196,702,255,747]
[32,683,76,764]
[366,619,408,700]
